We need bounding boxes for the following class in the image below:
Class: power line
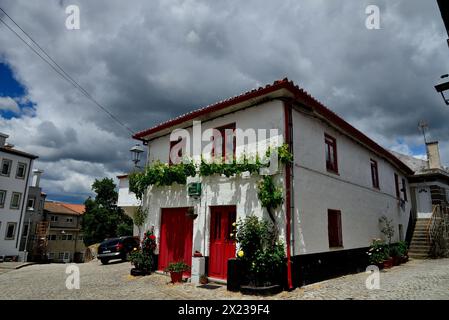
[0,7,135,135]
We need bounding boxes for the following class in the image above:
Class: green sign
[188,182,201,197]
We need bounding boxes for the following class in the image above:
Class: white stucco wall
[291,109,412,255]
[0,151,33,257]
[140,100,286,256]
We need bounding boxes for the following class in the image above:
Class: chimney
[426,141,442,169]
[32,169,44,188]
[0,132,8,147]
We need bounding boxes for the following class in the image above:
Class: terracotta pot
[383,258,393,269]
[392,256,401,266]
[170,271,183,283]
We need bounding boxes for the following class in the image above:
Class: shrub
[129,227,157,273]
[367,239,389,265]
[235,216,285,287]
[164,261,190,273]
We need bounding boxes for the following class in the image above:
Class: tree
[81,178,133,245]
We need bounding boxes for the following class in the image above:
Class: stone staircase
[408,218,431,259]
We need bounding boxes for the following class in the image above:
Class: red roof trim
[117,174,129,179]
[133,78,413,175]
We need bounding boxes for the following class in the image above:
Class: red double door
[209,206,237,279]
[158,208,193,275]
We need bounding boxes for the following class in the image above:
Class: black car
[97,236,140,264]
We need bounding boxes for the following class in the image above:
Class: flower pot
[401,255,409,264]
[170,271,183,283]
[392,256,401,266]
[383,258,393,269]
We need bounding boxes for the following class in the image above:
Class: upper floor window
[0,190,6,208]
[1,159,12,176]
[328,209,343,248]
[394,173,400,198]
[5,222,17,240]
[401,178,408,202]
[212,123,236,163]
[27,198,35,210]
[16,162,27,179]
[10,192,21,210]
[51,215,58,222]
[370,159,379,189]
[169,137,185,165]
[324,134,338,173]
[66,217,73,223]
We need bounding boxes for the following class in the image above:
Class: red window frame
[328,209,343,248]
[324,134,338,173]
[370,159,379,189]
[212,123,236,162]
[169,137,183,165]
[394,173,400,199]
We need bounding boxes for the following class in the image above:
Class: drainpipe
[283,101,293,290]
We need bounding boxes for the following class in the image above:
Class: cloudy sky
[0,0,448,203]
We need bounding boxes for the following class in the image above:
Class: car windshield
[102,238,119,246]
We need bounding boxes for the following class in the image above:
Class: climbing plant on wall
[128,144,292,219]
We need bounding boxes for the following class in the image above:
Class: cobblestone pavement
[0,258,448,300]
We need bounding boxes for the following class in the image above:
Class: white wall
[141,100,286,256]
[0,151,33,257]
[291,110,411,255]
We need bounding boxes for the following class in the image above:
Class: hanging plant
[257,176,284,223]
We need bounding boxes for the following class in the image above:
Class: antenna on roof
[418,120,429,144]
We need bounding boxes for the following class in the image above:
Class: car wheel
[100,258,109,265]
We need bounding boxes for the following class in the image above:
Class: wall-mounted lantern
[130,144,144,168]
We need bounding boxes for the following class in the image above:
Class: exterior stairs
[408,218,431,259]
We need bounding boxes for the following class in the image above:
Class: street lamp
[130,144,144,168]
[434,75,449,106]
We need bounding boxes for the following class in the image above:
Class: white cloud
[0,96,20,113]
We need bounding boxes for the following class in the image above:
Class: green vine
[129,144,293,215]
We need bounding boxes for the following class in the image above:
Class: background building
[0,132,38,261]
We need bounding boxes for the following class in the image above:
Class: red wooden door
[209,206,236,279]
[158,208,193,276]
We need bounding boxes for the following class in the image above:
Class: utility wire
[0,7,135,135]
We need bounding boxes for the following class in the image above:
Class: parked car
[97,236,140,265]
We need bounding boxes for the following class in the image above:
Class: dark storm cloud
[1,0,449,199]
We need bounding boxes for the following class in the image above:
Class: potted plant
[129,228,157,276]
[199,274,208,285]
[397,241,409,263]
[164,261,190,283]
[389,244,401,266]
[367,239,389,269]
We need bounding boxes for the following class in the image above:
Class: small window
[5,222,17,240]
[27,198,35,210]
[401,178,408,202]
[370,159,379,189]
[67,234,73,241]
[66,217,73,223]
[48,252,54,259]
[58,252,64,260]
[64,252,70,260]
[61,234,68,240]
[39,200,44,210]
[10,192,21,209]
[394,173,400,198]
[169,137,185,165]
[49,234,57,241]
[324,134,338,173]
[0,190,6,208]
[212,123,236,163]
[50,216,58,222]
[1,159,12,176]
[328,210,343,248]
[16,162,27,179]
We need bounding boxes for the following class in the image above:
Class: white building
[0,132,38,261]
[118,78,413,287]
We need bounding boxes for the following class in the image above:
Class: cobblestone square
[0,258,448,300]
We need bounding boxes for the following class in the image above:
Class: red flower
[149,235,156,240]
